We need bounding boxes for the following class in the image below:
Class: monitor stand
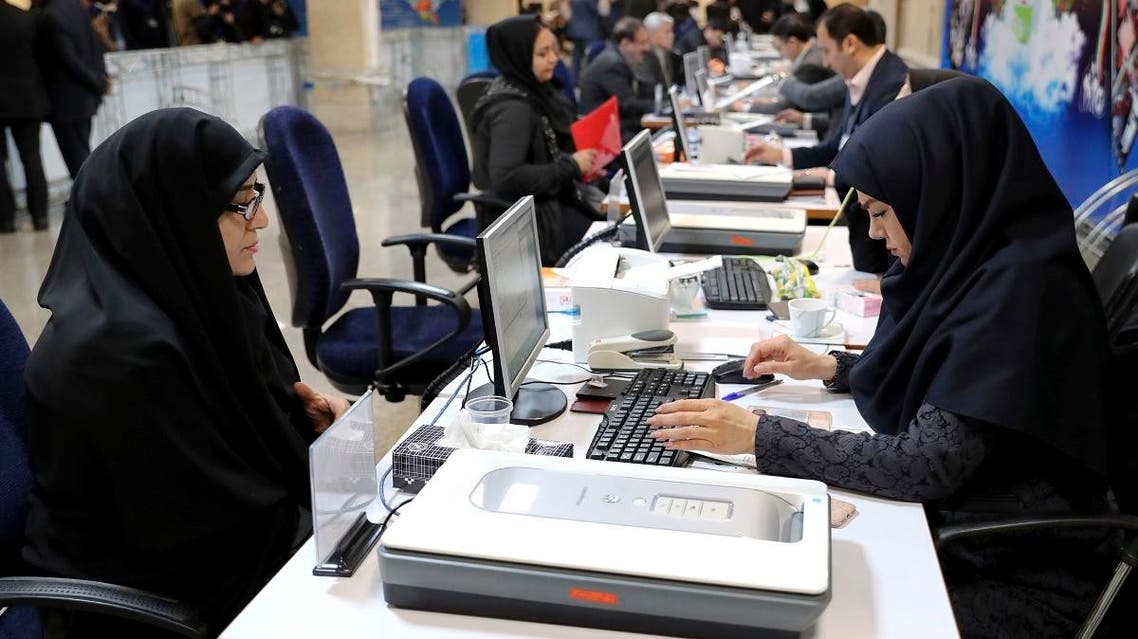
[467,381,567,426]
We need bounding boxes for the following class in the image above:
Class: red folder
[570,96,621,180]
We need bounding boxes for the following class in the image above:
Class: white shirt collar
[846,45,886,105]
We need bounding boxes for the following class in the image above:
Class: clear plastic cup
[459,396,525,450]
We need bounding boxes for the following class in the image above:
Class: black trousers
[51,118,92,180]
[0,118,48,229]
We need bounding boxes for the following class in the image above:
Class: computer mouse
[713,359,757,385]
[799,259,819,275]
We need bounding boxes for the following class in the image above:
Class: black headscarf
[478,14,574,140]
[23,108,312,627]
[908,68,967,93]
[831,78,1110,475]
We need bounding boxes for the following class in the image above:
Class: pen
[721,379,782,402]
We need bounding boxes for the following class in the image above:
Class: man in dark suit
[578,16,655,142]
[746,3,907,273]
[38,0,111,179]
[0,0,52,232]
[636,11,679,92]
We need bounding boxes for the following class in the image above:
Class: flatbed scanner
[379,450,832,639]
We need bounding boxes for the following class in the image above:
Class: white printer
[379,450,832,639]
[566,244,672,363]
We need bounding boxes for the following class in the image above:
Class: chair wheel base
[377,383,407,403]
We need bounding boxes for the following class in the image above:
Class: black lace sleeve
[822,350,860,393]
[753,403,995,502]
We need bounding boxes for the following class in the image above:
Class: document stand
[309,390,382,577]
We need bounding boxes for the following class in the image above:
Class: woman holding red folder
[471,15,604,266]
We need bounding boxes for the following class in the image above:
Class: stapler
[586,330,684,370]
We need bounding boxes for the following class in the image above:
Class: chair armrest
[935,514,1138,550]
[340,278,473,383]
[381,233,477,252]
[0,576,206,637]
[453,193,512,210]
[380,234,478,296]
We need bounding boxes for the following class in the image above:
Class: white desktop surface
[221,227,959,639]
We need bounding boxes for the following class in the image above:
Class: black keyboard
[586,368,716,467]
[701,257,773,310]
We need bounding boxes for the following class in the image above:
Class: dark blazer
[0,2,51,120]
[791,49,908,170]
[579,46,656,142]
[38,0,108,122]
[674,27,725,63]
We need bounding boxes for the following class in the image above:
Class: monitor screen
[668,87,692,163]
[697,45,710,75]
[476,196,549,397]
[620,130,671,253]
[693,69,713,112]
[682,51,701,104]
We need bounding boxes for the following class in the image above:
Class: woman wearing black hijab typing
[22,108,349,636]
[471,14,602,266]
[647,78,1116,637]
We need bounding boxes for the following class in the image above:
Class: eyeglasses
[225,182,265,221]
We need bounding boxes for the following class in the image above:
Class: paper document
[666,255,723,281]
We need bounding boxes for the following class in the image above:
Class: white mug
[788,298,836,338]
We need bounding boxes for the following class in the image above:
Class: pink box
[838,291,882,317]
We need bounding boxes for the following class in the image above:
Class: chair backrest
[553,59,577,111]
[455,76,494,189]
[403,77,471,233]
[1092,223,1138,340]
[0,299,32,572]
[259,106,361,329]
[585,40,606,65]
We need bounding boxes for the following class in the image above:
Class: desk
[222,228,959,639]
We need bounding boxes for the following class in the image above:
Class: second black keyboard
[586,368,716,468]
[701,257,773,310]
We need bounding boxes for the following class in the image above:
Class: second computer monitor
[473,195,566,425]
[620,130,672,253]
[668,87,692,163]
[682,51,701,104]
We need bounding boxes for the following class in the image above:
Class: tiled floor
[0,115,475,458]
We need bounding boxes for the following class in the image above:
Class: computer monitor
[697,45,711,76]
[693,69,714,113]
[682,51,701,104]
[667,87,692,163]
[472,196,567,425]
[620,130,672,253]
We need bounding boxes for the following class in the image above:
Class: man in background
[38,0,110,179]
[0,0,51,231]
[579,16,654,142]
[637,11,677,90]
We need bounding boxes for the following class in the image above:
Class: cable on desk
[805,187,856,261]
[376,498,414,543]
[545,339,573,351]
[553,214,629,268]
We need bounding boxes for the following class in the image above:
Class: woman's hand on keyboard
[744,335,838,381]
[646,399,759,454]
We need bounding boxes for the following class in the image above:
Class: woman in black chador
[648,78,1119,638]
[22,108,349,636]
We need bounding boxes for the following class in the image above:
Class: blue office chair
[0,298,207,637]
[584,40,607,66]
[403,77,510,273]
[260,106,484,402]
[552,59,577,111]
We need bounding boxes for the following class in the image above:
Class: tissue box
[391,425,574,493]
[837,291,882,317]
